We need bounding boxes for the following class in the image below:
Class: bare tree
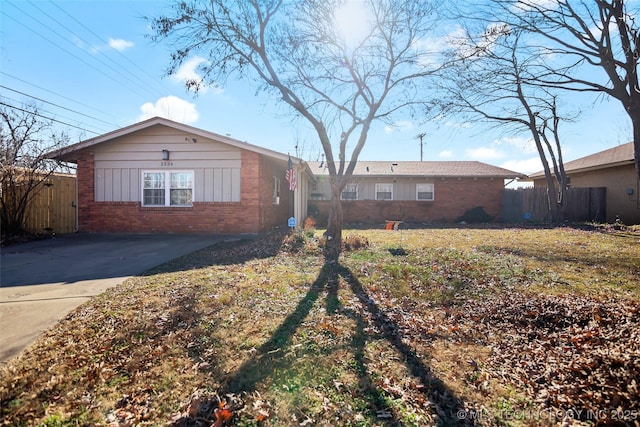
[0,103,70,238]
[481,0,640,177]
[443,28,573,222]
[147,0,447,262]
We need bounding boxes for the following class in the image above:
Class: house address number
[160,161,174,166]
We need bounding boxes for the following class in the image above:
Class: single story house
[48,117,312,234]
[307,161,526,224]
[529,142,639,224]
[48,117,526,233]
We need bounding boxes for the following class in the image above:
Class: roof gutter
[529,160,634,179]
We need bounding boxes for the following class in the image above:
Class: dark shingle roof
[529,142,634,178]
[307,161,525,178]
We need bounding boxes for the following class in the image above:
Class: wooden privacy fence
[22,173,76,234]
[502,187,606,223]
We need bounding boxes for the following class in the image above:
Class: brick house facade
[50,118,525,233]
[50,117,307,234]
[308,161,524,224]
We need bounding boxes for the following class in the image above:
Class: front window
[416,183,434,201]
[341,183,358,200]
[143,171,193,206]
[375,183,393,200]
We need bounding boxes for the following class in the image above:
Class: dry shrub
[281,231,307,253]
[343,234,370,251]
[281,229,321,255]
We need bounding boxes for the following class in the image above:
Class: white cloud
[171,56,222,95]
[438,150,453,158]
[413,28,460,67]
[445,23,509,61]
[500,157,543,174]
[493,136,537,154]
[444,119,471,129]
[108,38,134,51]
[465,146,506,160]
[73,36,134,53]
[513,0,559,12]
[138,96,199,124]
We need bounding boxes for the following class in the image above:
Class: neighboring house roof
[308,161,526,179]
[46,116,305,166]
[529,142,634,179]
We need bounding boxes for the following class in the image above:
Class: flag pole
[286,153,297,229]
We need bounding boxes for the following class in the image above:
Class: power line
[0,94,110,134]
[29,0,165,100]
[0,72,121,121]
[50,1,165,92]
[2,3,155,100]
[0,101,101,135]
[0,85,117,129]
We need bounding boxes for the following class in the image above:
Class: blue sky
[0,1,632,178]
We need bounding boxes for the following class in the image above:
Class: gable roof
[308,161,525,179]
[529,142,634,178]
[47,116,302,165]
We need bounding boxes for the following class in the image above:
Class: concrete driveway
[0,233,244,364]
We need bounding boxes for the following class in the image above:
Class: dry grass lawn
[1,225,639,426]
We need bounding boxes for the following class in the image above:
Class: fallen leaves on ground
[1,227,639,427]
[357,285,640,425]
[454,294,640,424]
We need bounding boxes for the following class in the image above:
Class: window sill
[140,205,194,210]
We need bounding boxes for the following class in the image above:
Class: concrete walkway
[0,233,244,364]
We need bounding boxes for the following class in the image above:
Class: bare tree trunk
[632,107,640,179]
[543,179,561,223]
[323,181,343,264]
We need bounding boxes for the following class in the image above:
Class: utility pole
[415,132,426,161]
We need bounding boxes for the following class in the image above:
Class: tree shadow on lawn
[217,262,470,426]
[144,230,287,275]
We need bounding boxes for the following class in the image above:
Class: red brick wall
[76,150,94,231]
[258,156,292,230]
[75,149,290,233]
[78,202,262,233]
[312,178,505,224]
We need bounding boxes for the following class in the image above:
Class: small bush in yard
[457,206,494,223]
[315,234,369,252]
[282,230,308,253]
[343,234,370,251]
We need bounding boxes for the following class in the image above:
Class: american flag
[286,155,297,191]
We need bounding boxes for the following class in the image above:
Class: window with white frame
[416,183,435,201]
[375,183,393,200]
[142,171,193,206]
[341,183,358,200]
[272,176,281,204]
